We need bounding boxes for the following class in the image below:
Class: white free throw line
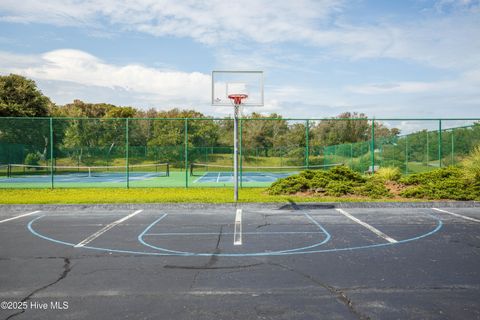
[233,208,242,245]
[0,211,41,224]
[335,208,397,243]
[432,208,480,223]
[75,209,143,248]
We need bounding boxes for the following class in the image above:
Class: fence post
[451,130,454,165]
[405,134,408,175]
[350,143,353,168]
[50,118,54,189]
[305,119,309,168]
[185,118,188,188]
[371,119,375,174]
[438,119,442,168]
[126,118,129,189]
[426,130,429,166]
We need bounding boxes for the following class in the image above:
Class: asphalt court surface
[0,204,479,319]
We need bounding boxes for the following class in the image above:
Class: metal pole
[185,118,188,188]
[438,120,442,168]
[350,143,353,168]
[426,130,429,166]
[305,120,309,168]
[451,130,454,165]
[233,105,239,202]
[371,120,375,174]
[405,134,408,175]
[126,118,129,189]
[50,118,54,189]
[240,118,243,188]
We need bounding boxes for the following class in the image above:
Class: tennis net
[190,163,343,176]
[7,163,169,178]
[0,164,9,178]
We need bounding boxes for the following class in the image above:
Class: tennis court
[0,163,171,188]
[1,203,479,319]
[190,163,340,184]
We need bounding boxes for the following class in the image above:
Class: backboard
[212,71,264,106]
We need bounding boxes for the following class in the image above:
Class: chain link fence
[0,117,479,188]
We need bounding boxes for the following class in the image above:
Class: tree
[0,74,52,117]
[0,75,53,164]
[310,112,399,147]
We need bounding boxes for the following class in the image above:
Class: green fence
[0,117,479,189]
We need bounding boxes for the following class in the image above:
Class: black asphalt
[0,204,479,320]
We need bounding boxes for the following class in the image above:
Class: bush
[461,145,480,183]
[376,167,401,182]
[267,165,367,196]
[24,152,41,166]
[268,175,309,195]
[325,180,355,196]
[328,165,366,183]
[356,178,392,198]
[400,166,462,185]
[399,166,480,200]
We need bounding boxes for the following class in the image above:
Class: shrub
[400,166,463,185]
[356,178,392,198]
[400,179,476,200]
[24,152,41,166]
[268,175,309,195]
[376,167,401,182]
[325,180,355,196]
[327,165,366,183]
[267,165,366,196]
[399,166,480,200]
[461,145,480,182]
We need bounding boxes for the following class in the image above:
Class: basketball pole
[233,103,239,202]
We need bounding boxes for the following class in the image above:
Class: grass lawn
[0,187,424,204]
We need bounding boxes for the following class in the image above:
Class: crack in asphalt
[267,261,371,320]
[5,257,72,320]
[164,263,263,270]
[180,225,224,290]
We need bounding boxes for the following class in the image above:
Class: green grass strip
[0,188,425,204]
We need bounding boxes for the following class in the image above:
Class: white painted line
[432,208,480,223]
[233,208,242,245]
[75,209,143,248]
[0,211,41,224]
[335,208,397,243]
[216,172,221,183]
[193,173,207,183]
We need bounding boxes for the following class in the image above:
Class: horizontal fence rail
[0,117,479,189]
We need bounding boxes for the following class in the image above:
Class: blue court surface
[0,203,479,319]
[0,172,162,184]
[193,171,292,183]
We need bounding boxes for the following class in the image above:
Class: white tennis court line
[432,208,480,223]
[0,211,41,224]
[335,208,397,243]
[216,172,221,183]
[234,208,242,245]
[193,173,208,183]
[74,209,143,248]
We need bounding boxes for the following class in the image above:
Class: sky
[0,0,479,119]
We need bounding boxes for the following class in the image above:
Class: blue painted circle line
[136,212,332,256]
[27,213,443,257]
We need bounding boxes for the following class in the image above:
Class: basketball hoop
[228,94,248,105]
[211,71,263,202]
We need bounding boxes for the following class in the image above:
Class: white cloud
[1,0,479,71]
[347,81,449,95]
[0,0,344,44]
[0,49,211,106]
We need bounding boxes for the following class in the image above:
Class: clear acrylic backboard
[212,71,264,106]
